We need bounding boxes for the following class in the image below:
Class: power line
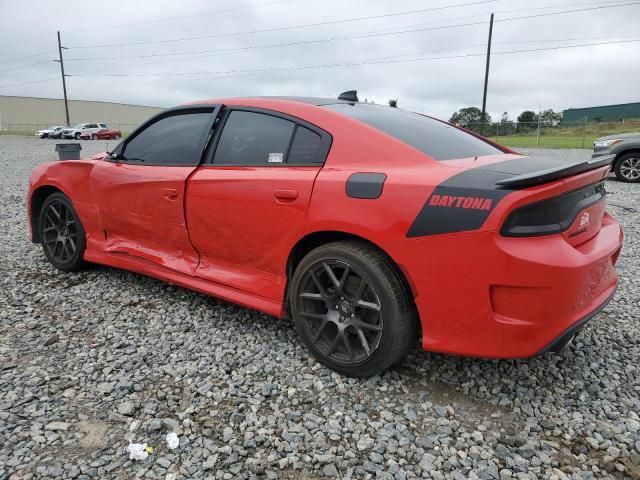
[0,77,60,89]
[67,0,638,50]
[0,0,296,51]
[0,60,54,74]
[0,50,56,66]
[68,39,640,83]
[65,20,490,62]
[67,0,499,49]
[63,1,639,75]
[63,0,297,33]
[62,0,640,71]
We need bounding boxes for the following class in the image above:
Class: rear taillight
[501,182,605,237]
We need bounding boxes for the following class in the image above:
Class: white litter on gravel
[165,432,179,450]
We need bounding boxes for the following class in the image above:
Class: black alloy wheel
[291,241,416,377]
[39,193,86,271]
[297,260,384,365]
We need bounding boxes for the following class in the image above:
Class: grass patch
[491,120,640,149]
[493,135,599,149]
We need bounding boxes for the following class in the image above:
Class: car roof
[188,96,355,107]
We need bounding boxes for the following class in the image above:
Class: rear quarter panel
[28,160,102,250]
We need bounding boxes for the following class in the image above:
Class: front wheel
[113,134,121,140]
[290,241,417,377]
[91,134,97,140]
[614,153,640,183]
[39,193,87,272]
[74,132,80,139]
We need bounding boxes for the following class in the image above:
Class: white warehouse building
[0,95,164,134]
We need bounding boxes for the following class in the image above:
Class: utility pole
[55,31,70,127]
[536,105,542,147]
[480,13,494,136]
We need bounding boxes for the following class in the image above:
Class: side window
[123,113,212,165]
[99,123,107,128]
[86,124,98,129]
[287,126,323,164]
[213,111,294,165]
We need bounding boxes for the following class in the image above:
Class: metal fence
[465,120,640,149]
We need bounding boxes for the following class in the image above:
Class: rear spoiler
[495,154,615,188]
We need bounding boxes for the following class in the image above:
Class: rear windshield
[324,103,503,161]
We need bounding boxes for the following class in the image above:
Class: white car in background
[35,126,65,138]
[61,123,108,139]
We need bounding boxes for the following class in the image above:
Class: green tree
[388,99,398,108]
[538,109,561,125]
[517,110,537,131]
[449,107,491,132]
[498,112,516,135]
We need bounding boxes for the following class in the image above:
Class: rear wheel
[614,153,640,183]
[39,193,86,272]
[114,134,121,140]
[290,241,416,377]
[91,134,97,140]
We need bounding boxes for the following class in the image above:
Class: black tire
[290,241,417,377]
[91,134,97,140]
[614,153,640,183]
[39,193,87,272]
[114,134,121,140]
[74,132,80,140]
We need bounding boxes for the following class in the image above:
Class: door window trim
[109,104,221,167]
[204,106,332,167]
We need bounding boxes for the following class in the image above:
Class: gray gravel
[1,137,639,479]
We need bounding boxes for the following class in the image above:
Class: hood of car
[595,132,640,141]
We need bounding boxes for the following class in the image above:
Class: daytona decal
[427,194,493,211]
[407,168,515,237]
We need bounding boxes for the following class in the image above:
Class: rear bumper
[384,212,623,358]
[537,286,616,354]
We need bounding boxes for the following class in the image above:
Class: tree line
[449,107,562,134]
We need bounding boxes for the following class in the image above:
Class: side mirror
[109,152,124,161]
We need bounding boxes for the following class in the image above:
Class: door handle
[163,188,179,200]
[274,189,298,201]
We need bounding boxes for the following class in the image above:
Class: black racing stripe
[406,165,516,238]
[406,154,609,237]
[474,155,572,175]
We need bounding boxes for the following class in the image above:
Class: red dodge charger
[27,94,623,376]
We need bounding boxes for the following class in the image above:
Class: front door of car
[186,108,331,301]
[89,106,220,275]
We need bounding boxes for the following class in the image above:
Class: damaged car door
[89,105,220,274]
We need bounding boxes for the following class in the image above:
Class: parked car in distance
[27,94,623,377]
[593,132,640,182]
[61,123,108,139]
[35,126,64,138]
[80,128,122,140]
[48,126,65,139]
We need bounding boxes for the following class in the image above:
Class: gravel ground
[1,137,638,480]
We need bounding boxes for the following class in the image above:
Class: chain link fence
[465,120,640,149]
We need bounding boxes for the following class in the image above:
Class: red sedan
[27,94,623,376]
[80,128,122,140]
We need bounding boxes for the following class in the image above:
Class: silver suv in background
[593,132,640,183]
[61,123,108,139]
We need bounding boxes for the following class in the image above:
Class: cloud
[1,0,638,120]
